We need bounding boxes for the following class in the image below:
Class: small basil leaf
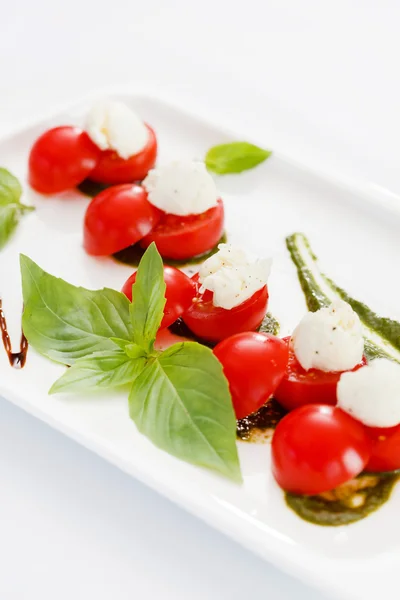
[0,204,19,249]
[0,168,34,249]
[130,242,166,353]
[0,167,22,201]
[129,341,242,482]
[205,142,272,174]
[49,349,145,394]
[20,254,133,365]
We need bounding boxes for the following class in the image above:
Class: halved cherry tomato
[183,273,268,344]
[271,405,371,495]
[140,199,224,260]
[88,124,157,185]
[364,424,400,473]
[121,265,196,329]
[28,126,101,194]
[274,337,367,411]
[213,332,289,419]
[83,184,161,256]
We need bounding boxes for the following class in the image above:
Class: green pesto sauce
[285,232,400,525]
[285,233,400,363]
[236,399,286,442]
[286,474,399,526]
[285,234,331,312]
[113,233,228,268]
[258,312,280,336]
[324,274,400,359]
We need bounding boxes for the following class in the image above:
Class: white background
[1,1,399,598]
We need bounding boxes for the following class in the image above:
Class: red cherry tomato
[140,199,224,260]
[88,124,157,185]
[271,405,371,495]
[274,337,367,412]
[364,424,400,472]
[28,126,101,194]
[213,332,289,419]
[83,184,161,256]
[183,273,268,344]
[121,265,196,329]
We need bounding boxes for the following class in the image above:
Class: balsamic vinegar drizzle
[236,399,286,442]
[0,300,28,368]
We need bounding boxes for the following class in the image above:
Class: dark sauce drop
[236,399,286,442]
[113,233,228,269]
[0,300,28,368]
[76,179,111,198]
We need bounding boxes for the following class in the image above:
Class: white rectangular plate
[1,90,400,600]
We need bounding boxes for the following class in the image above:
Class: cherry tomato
[140,199,224,260]
[121,265,196,329]
[88,124,157,185]
[364,424,400,472]
[274,337,367,412]
[83,184,161,256]
[183,273,268,344]
[28,126,101,194]
[271,405,371,495]
[213,332,289,419]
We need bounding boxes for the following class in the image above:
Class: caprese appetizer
[28,100,157,194]
[271,358,400,519]
[183,243,271,343]
[274,300,367,410]
[121,242,272,352]
[84,160,225,260]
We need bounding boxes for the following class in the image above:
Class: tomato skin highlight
[365,424,400,473]
[121,265,196,329]
[271,405,371,495]
[140,199,224,260]
[83,184,162,256]
[88,124,157,184]
[274,337,367,411]
[183,274,268,344]
[28,126,101,194]
[213,332,289,420]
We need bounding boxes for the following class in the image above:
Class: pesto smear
[285,232,400,525]
[286,473,398,526]
[286,233,400,363]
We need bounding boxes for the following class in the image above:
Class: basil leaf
[0,168,34,249]
[20,254,133,365]
[130,243,166,353]
[0,167,22,201]
[49,349,146,394]
[0,204,19,249]
[205,142,272,174]
[129,342,242,482]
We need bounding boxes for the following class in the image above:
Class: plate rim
[1,85,398,600]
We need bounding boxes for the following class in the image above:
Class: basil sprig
[21,244,241,481]
[0,168,34,249]
[205,142,272,174]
